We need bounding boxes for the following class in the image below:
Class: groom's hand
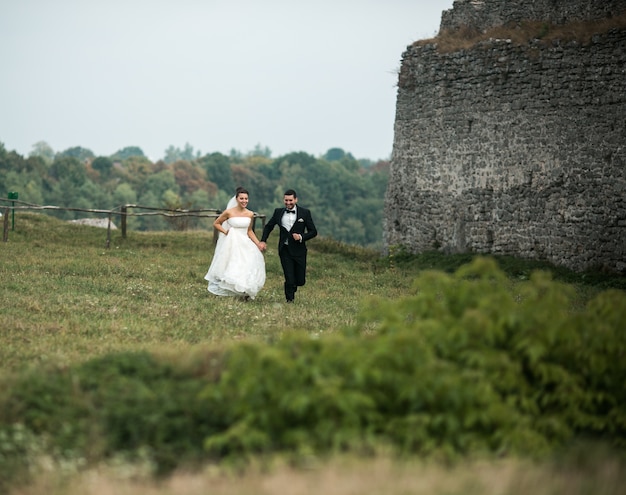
[258,241,267,252]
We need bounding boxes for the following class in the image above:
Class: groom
[258,189,318,303]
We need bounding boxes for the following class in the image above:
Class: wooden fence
[1,197,266,247]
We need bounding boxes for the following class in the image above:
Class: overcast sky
[1,0,454,162]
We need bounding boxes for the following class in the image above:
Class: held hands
[256,234,301,253]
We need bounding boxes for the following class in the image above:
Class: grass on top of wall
[417,11,626,53]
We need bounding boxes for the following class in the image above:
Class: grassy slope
[1,212,622,374]
[0,213,410,374]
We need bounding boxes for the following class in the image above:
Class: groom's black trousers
[279,250,306,301]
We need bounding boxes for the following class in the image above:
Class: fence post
[8,191,18,230]
[106,212,112,249]
[121,205,128,239]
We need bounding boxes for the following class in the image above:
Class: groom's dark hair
[284,189,297,198]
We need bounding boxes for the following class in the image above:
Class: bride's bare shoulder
[225,208,253,218]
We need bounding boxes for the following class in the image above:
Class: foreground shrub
[0,257,624,486]
[351,257,626,446]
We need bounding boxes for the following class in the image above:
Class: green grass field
[1,212,624,495]
[0,213,413,372]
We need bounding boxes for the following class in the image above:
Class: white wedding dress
[204,216,266,299]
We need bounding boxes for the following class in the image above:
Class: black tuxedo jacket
[261,206,317,256]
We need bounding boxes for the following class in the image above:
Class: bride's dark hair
[235,186,249,196]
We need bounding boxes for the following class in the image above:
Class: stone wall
[384,1,626,273]
[441,0,626,32]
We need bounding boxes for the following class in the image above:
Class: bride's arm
[247,217,264,250]
[213,211,230,235]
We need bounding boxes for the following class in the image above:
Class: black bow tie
[285,210,296,214]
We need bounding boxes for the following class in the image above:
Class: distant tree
[255,159,281,182]
[0,144,34,175]
[142,169,177,199]
[186,188,210,209]
[333,215,366,245]
[346,196,383,247]
[210,189,234,210]
[181,142,199,161]
[29,141,55,165]
[323,148,356,162]
[21,155,48,176]
[7,156,48,203]
[230,165,274,208]
[44,176,86,218]
[300,160,336,197]
[162,189,191,230]
[248,143,272,158]
[113,183,140,230]
[113,156,154,188]
[91,156,114,179]
[163,145,178,165]
[244,154,272,168]
[21,176,45,205]
[48,156,87,185]
[111,146,145,160]
[368,160,390,197]
[273,151,317,169]
[163,142,199,164]
[185,189,213,229]
[171,160,210,195]
[338,154,360,172]
[0,149,49,204]
[3,170,44,205]
[323,147,346,161]
[151,159,169,174]
[136,190,166,230]
[229,148,243,160]
[58,146,95,162]
[200,152,235,193]
[284,176,321,207]
[370,159,390,173]
[78,180,110,209]
[113,183,137,207]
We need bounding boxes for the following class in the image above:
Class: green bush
[351,257,626,448]
[1,352,226,477]
[0,257,623,483]
[0,424,44,493]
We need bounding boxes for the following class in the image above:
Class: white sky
[0,0,454,162]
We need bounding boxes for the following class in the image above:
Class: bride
[204,187,266,299]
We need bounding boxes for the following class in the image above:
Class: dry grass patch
[416,12,626,53]
[11,454,626,495]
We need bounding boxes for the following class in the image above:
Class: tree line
[0,141,389,249]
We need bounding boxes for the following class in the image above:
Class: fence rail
[1,197,266,247]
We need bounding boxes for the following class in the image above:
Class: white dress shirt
[281,207,297,231]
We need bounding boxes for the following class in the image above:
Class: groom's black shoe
[286,299,294,303]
